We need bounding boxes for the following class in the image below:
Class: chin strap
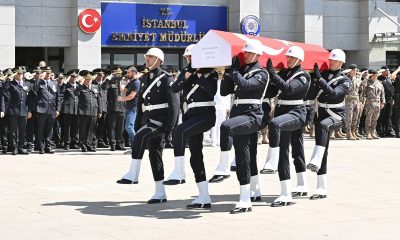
[148,57,159,70]
[288,59,300,69]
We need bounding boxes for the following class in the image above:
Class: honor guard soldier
[262,46,311,207]
[307,49,352,200]
[164,44,218,209]
[92,68,109,148]
[25,67,42,152]
[77,70,102,152]
[212,39,269,213]
[361,70,385,140]
[101,66,126,151]
[344,64,363,140]
[30,66,60,154]
[3,67,32,155]
[391,67,400,138]
[117,48,180,204]
[59,69,80,150]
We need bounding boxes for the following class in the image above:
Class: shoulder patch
[344,82,350,88]
[300,76,307,83]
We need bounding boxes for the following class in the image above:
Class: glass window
[101,53,111,69]
[386,51,400,69]
[114,53,135,68]
[163,53,179,71]
[136,52,146,66]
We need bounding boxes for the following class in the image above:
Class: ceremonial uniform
[377,71,395,137]
[307,49,351,200]
[263,56,311,206]
[77,81,101,152]
[31,68,60,154]
[25,69,41,152]
[92,70,109,148]
[101,72,125,150]
[117,49,180,204]
[59,79,79,150]
[0,79,10,153]
[5,73,32,154]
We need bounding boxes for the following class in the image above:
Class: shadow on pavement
[43,194,278,219]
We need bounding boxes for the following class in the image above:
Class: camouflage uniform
[361,79,385,139]
[344,76,362,139]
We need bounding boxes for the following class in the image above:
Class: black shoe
[230,166,237,172]
[386,132,396,137]
[271,201,295,207]
[209,175,230,183]
[18,149,29,155]
[396,134,400,138]
[2,147,7,154]
[250,196,262,202]
[259,169,277,174]
[64,145,70,150]
[116,145,126,151]
[125,142,131,147]
[97,142,108,148]
[116,178,138,184]
[70,144,79,149]
[147,198,167,204]
[81,146,87,153]
[11,150,17,155]
[309,194,327,200]
[306,163,319,173]
[26,143,33,152]
[34,146,40,151]
[163,179,186,185]
[110,146,116,151]
[292,192,308,197]
[45,148,54,154]
[39,149,45,154]
[87,147,96,152]
[229,207,252,214]
[186,203,211,209]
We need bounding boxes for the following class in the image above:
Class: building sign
[241,15,261,36]
[78,9,101,33]
[101,2,228,47]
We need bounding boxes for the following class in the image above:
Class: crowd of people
[1,41,399,213]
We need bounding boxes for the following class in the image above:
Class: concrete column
[64,0,101,71]
[0,0,15,69]
[302,0,323,46]
[228,0,259,33]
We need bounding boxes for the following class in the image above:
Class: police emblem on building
[241,15,261,36]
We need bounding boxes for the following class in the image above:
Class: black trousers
[79,115,97,148]
[377,98,394,133]
[52,115,62,145]
[131,123,165,181]
[173,111,216,183]
[220,114,261,185]
[393,105,400,135]
[62,114,79,146]
[305,104,316,125]
[108,111,124,146]
[269,110,305,181]
[37,113,55,149]
[0,115,8,148]
[315,108,343,175]
[96,112,108,145]
[26,112,38,145]
[8,115,27,150]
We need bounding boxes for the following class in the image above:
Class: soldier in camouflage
[361,70,385,140]
[344,64,363,140]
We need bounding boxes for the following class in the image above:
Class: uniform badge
[150,73,154,79]
[328,74,333,80]
[156,81,161,87]
[93,89,98,94]
[23,86,28,91]
[52,85,57,92]
[300,76,307,83]
[344,82,350,88]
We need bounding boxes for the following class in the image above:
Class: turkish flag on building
[192,30,329,70]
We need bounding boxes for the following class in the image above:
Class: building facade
[0,0,400,72]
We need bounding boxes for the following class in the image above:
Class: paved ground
[0,137,399,240]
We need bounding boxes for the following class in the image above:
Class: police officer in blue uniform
[25,67,41,152]
[0,69,12,153]
[77,70,102,152]
[213,39,269,214]
[164,44,218,209]
[92,68,109,148]
[4,67,32,155]
[117,48,180,204]
[262,46,311,207]
[101,67,125,151]
[307,49,351,200]
[30,66,60,154]
[59,69,80,150]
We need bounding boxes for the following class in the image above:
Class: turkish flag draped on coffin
[191,30,329,70]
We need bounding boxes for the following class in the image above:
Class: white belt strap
[316,76,345,100]
[277,100,304,105]
[142,103,168,112]
[318,102,345,121]
[305,100,315,105]
[142,73,166,99]
[188,101,215,109]
[234,99,262,105]
[263,98,272,103]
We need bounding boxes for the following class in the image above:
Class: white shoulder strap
[276,70,306,97]
[142,73,166,99]
[186,84,200,100]
[316,76,345,99]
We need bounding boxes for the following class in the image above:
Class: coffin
[191,30,329,70]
